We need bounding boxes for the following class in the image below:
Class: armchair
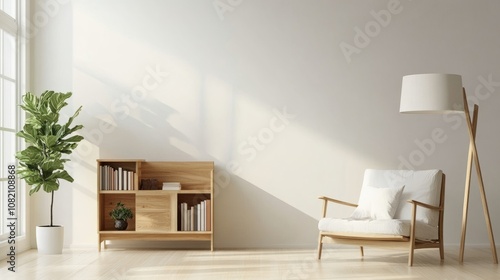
[317,169,445,266]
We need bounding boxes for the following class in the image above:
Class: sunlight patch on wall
[201,74,235,162]
[74,4,202,158]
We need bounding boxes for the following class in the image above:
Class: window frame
[0,0,27,248]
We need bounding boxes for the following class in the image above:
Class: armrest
[406,200,443,240]
[318,196,357,219]
[406,200,442,211]
[318,196,358,208]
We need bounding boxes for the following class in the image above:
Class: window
[0,0,24,243]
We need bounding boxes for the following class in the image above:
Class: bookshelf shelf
[99,190,137,194]
[97,160,214,251]
[98,190,212,194]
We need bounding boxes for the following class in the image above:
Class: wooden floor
[1,246,499,279]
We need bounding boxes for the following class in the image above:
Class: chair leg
[408,231,416,266]
[317,234,324,260]
[408,247,415,266]
[408,204,417,266]
[360,246,364,257]
[408,238,416,266]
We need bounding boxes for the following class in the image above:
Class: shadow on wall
[214,174,319,249]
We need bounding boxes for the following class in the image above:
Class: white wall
[30,0,500,249]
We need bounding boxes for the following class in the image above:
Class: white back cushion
[361,169,442,227]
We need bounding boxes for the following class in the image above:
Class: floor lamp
[399,73,498,264]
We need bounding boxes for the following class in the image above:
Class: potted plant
[109,202,134,230]
[16,91,83,254]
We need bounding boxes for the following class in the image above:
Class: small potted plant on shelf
[109,202,134,230]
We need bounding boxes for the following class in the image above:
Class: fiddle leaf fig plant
[16,91,84,227]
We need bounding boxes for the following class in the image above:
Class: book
[184,203,188,231]
[180,203,185,231]
[113,170,117,190]
[190,206,195,231]
[128,171,134,190]
[118,167,123,190]
[206,199,211,231]
[162,182,181,191]
[199,201,205,231]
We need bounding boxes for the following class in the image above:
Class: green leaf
[29,184,42,195]
[63,135,84,143]
[54,124,65,138]
[40,135,60,148]
[16,130,37,145]
[18,168,41,181]
[42,180,60,193]
[48,92,71,110]
[47,170,74,183]
[16,146,44,164]
[25,117,42,130]
[41,160,64,174]
[20,93,39,116]
[66,106,82,128]
[64,126,84,140]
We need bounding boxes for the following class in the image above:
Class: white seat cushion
[318,217,438,240]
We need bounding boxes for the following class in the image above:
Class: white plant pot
[36,225,64,254]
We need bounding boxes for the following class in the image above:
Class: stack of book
[100,165,135,190]
[162,182,181,190]
[179,200,211,231]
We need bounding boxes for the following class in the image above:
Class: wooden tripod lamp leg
[459,89,498,264]
[459,103,475,263]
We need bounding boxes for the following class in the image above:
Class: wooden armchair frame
[317,174,445,266]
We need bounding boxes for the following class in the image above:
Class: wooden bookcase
[97,159,214,251]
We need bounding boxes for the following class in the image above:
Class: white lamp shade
[400,73,464,114]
